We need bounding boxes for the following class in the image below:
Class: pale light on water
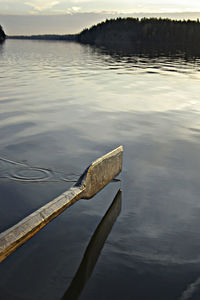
[1,40,200,299]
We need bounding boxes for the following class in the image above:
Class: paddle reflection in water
[62,189,122,300]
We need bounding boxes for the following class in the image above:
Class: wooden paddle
[0,146,123,263]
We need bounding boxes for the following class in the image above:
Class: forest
[78,18,200,55]
[0,25,6,42]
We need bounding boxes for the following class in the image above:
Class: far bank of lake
[6,18,200,57]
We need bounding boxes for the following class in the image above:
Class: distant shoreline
[4,17,200,57]
[7,34,78,41]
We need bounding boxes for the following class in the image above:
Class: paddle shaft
[0,187,83,263]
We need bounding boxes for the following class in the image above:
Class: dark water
[1,40,200,300]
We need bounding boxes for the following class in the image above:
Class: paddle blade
[76,145,123,199]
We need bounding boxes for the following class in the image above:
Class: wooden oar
[0,146,123,263]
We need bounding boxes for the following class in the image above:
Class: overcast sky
[0,0,200,14]
[0,0,200,35]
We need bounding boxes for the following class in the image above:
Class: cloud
[66,6,81,14]
[70,0,94,2]
[0,0,33,14]
[0,0,200,15]
[71,6,80,11]
[25,0,60,11]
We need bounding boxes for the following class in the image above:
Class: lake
[1,39,200,300]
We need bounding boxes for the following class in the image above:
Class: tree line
[0,25,6,42]
[78,18,200,56]
[2,18,200,56]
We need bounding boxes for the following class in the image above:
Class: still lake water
[1,40,200,300]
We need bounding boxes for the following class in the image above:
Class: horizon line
[1,11,200,16]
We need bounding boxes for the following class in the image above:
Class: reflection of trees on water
[88,43,200,63]
[0,41,5,55]
[85,44,200,78]
[61,189,122,300]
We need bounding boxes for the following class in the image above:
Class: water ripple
[0,156,79,183]
[8,167,52,182]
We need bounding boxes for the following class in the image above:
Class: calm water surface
[1,40,200,300]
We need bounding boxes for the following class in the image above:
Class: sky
[0,0,200,35]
